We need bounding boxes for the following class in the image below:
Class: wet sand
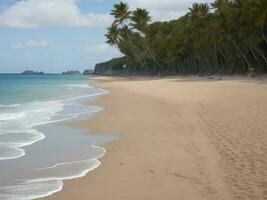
[45,76,267,200]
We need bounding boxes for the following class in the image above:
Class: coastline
[44,76,267,200]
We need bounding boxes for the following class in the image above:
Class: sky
[0,0,212,73]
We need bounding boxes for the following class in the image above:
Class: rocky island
[22,70,44,75]
[62,70,81,75]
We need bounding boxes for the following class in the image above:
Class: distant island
[22,70,44,75]
[62,70,81,75]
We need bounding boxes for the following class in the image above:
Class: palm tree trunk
[253,45,267,69]
[232,40,252,71]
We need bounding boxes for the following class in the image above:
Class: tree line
[103,0,267,75]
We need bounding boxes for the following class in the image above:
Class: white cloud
[87,43,122,58]
[12,40,48,49]
[0,0,215,28]
[126,0,191,11]
[0,0,112,28]
[125,0,214,21]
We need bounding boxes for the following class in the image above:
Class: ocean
[0,74,111,200]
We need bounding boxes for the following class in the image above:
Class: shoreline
[44,76,267,200]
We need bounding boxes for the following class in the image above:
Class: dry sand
[45,76,267,200]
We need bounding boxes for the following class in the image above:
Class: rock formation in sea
[62,70,81,75]
[22,70,44,75]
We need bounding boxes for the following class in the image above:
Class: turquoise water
[0,74,111,200]
[0,74,94,105]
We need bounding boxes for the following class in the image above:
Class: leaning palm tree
[110,2,136,58]
[248,0,267,44]
[130,8,151,33]
[211,0,230,13]
[111,1,131,26]
[105,24,120,46]
[189,3,210,19]
[130,8,161,73]
[109,2,151,72]
[188,3,214,70]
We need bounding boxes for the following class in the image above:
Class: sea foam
[0,79,110,200]
[0,100,63,160]
[0,146,105,200]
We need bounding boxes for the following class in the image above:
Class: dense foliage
[103,0,267,75]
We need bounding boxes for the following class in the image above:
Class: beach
[45,76,267,200]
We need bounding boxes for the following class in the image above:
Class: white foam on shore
[67,84,94,89]
[0,82,109,200]
[63,89,109,102]
[0,86,107,161]
[0,100,63,161]
[33,145,106,171]
[0,180,63,200]
[0,145,105,200]
[0,104,19,108]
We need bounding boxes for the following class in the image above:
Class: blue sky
[0,0,211,73]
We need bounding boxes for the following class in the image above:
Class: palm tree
[189,3,210,19]
[110,2,153,72]
[130,8,151,33]
[111,2,131,26]
[130,8,159,72]
[105,24,120,46]
[248,0,267,44]
[211,0,230,11]
[211,0,236,70]
[188,3,214,71]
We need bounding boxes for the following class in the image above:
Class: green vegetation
[101,0,267,75]
[94,57,125,75]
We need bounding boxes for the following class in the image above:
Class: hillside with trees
[95,0,267,75]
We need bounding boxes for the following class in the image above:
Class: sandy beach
[45,76,267,200]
